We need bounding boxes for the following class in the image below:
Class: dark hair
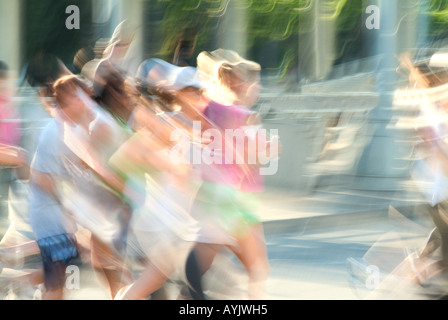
[26,53,63,87]
[0,60,8,79]
[73,47,95,73]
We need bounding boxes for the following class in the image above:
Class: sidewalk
[0,180,425,240]
[258,183,424,235]
[1,179,438,300]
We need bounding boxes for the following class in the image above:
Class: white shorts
[133,227,194,278]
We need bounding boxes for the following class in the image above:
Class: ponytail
[217,62,235,89]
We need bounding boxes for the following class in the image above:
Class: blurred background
[2,0,438,196]
[2,0,448,219]
[3,0,448,300]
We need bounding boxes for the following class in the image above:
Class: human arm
[29,169,61,202]
[0,143,27,167]
[109,130,190,176]
[241,112,282,167]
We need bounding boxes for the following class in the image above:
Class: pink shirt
[202,100,264,193]
[0,95,21,146]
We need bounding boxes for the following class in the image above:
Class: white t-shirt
[29,119,77,240]
[412,100,448,206]
[59,106,129,246]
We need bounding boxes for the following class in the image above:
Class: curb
[259,188,428,235]
[261,206,390,235]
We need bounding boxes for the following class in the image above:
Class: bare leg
[182,243,220,300]
[90,235,133,299]
[28,269,44,286]
[228,224,270,299]
[431,203,448,266]
[193,243,221,275]
[0,241,40,267]
[0,221,40,268]
[115,263,167,300]
[0,268,44,289]
[406,203,448,286]
[42,288,63,300]
[419,227,441,259]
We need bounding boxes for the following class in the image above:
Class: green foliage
[333,0,364,61]
[155,0,219,58]
[23,0,448,82]
[24,0,93,65]
[427,0,448,36]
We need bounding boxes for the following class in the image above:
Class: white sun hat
[429,50,448,68]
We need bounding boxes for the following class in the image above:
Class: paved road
[8,219,388,300]
[203,213,447,300]
[65,213,448,300]
[2,187,447,300]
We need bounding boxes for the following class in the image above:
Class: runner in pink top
[202,99,265,193]
[185,49,278,299]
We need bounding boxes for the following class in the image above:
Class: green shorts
[194,181,261,238]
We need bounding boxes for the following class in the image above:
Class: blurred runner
[93,21,136,132]
[112,59,207,300]
[404,52,448,286]
[52,74,134,298]
[185,49,280,299]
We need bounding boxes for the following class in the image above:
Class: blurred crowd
[356,49,448,298]
[2,16,448,301]
[0,21,281,300]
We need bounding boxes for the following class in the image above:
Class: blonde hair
[217,61,260,89]
[197,49,261,104]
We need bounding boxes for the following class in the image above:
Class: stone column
[355,0,397,186]
[92,0,119,38]
[355,0,422,191]
[416,0,429,48]
[298,0,336,81]
[0,0,23,76]
[117,0,144,75]
[218,0,248,58]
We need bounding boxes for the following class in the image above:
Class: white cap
[429,51,448,68]
[143,58,204,91]
[171,66,203,91]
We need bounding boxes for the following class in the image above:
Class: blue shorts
[37,234,79,290]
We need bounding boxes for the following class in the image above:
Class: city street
[61,189,448,300]
[1,183,447,301]
[3,187,448,301]
[3,0,448,308]
[33,215,398,300]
